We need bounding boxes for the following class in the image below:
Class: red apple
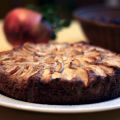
[4,8,53,47]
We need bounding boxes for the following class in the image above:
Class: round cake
[0,42,120,104]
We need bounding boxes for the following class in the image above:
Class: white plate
[0,94,119,113]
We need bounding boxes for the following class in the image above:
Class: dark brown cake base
[0,71,120,105]
[27,71,120,104]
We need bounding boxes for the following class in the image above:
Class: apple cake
[0,42,120,104]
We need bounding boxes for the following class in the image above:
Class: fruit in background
[4,8,53,47]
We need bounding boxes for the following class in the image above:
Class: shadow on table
[0,106,119,120]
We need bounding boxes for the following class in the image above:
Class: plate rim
[0,94,120,113]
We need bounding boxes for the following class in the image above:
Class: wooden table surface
[0,21,120,120]
[0,106,119,120]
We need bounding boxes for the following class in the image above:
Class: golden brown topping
[45,57,55,64]
[70,59,80,69]
[61,68,75,80]
[99,65,114,75]
[75,68,88,86]
[8,66,20,75]
[0,42,119,86]
[84,50,100,58]
[34,52,47,57]
[54,61,64,73]
[102,57,120,67]
[52,72,61,79]
[86,65,106,77]
[41,69,51,82]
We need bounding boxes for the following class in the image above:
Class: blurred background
[0,0,120,52]
[0,0,106,18]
